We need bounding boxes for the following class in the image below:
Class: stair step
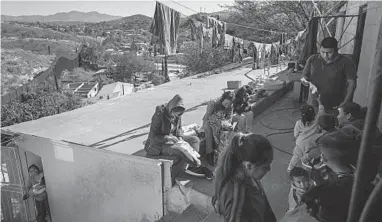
[172,204,208,222]
[203,212,222,222]
[157,211,181,222]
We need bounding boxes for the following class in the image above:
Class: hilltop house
[97,82,134,100]
[74,82,99,98]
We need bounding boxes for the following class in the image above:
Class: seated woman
[145,94,213,179]
[203,91,235,166]
[232,85,255,133]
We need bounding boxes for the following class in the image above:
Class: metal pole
[347,18,382,222]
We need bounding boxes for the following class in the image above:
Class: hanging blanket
[150,2,181,55]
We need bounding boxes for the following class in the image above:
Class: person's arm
[150,109,174,143]
[340,58,358,106]
[294,120,302,139]
[203,100,215,123]
[225,105,234,122]
[23,178,34,200]
[302,55,314,82]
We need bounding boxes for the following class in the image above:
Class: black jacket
[144,95,185,155]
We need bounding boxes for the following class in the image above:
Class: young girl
[212,133,276,222]
[288,104,320,172]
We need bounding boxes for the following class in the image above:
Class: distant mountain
[101,14,152,30]
[1,11,122,23]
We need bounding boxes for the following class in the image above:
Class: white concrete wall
[13,133,164,222]
[350,2,382,106]
[338,1,368,55]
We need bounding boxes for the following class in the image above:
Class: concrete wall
[344,1,382,106]
[12,132,165,222]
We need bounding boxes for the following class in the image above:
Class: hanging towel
[220,22,226,47]
[224,34,234,49]
[207,16,225,47]
[150,2,181,55]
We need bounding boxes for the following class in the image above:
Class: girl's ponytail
[213,133,245,213]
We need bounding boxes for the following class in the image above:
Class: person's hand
[22,194,29,200]
[301,77,310,86]
[168,136,179,143]
[334,102,346,109]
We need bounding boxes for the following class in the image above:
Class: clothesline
[169,0,298,35]
[157,0,293,47]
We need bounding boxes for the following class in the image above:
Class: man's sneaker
[185,166,205,177]
[201,166,214,180]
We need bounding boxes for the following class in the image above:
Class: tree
[106,52,155,82]
[1,90,83,127]
[225,1,337,43]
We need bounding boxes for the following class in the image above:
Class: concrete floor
[177,92,301,220]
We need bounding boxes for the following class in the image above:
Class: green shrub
[180,42,232,74]
[1,90,84,127]
[151,73,166,86]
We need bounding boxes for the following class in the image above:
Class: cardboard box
[227,80,242,89]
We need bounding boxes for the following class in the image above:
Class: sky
[1,0,235,17]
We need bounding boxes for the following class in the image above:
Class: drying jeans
[35,198,49,222]
[160,136,200,166]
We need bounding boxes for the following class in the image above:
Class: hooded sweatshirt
[144,94,186,155]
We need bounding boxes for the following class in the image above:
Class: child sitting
[301,114,337,167]
[302,132,357,222]
[288,167,313,211]
[287,104,320,172]
[208,110,234,151]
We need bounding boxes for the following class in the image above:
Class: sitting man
[302,132,357,222]
[144,94,213,179]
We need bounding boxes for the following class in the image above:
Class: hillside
[1,38,79,57]
[1,23,100,44]
[93,14,152,30]
[1,49,56,94]
[1,11,122,23]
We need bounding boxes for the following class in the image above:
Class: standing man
[301,37,357,114]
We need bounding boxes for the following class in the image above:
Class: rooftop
[4,64,269,155]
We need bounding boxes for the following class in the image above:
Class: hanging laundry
[219,22,226,47]
[301,17,319,63]
[224,34,234,49]
[207,16,225,48]
[243,40,251,49]
[150,2,181,55]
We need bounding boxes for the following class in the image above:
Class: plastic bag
[173,140,201,166]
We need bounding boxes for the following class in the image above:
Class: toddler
[288,167,313,211]
[288,104,320,172]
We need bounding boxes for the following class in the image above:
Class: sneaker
[185,166,205,177]
[201,166,214,180]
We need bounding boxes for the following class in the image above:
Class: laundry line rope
[168,0,299,35]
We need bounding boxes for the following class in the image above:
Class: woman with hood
[145,94,213,179]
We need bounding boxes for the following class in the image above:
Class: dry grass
[1,48,56,94]
[1,38,79,57]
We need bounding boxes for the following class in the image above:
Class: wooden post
[347,16,382,222]
[164,55,170,82]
